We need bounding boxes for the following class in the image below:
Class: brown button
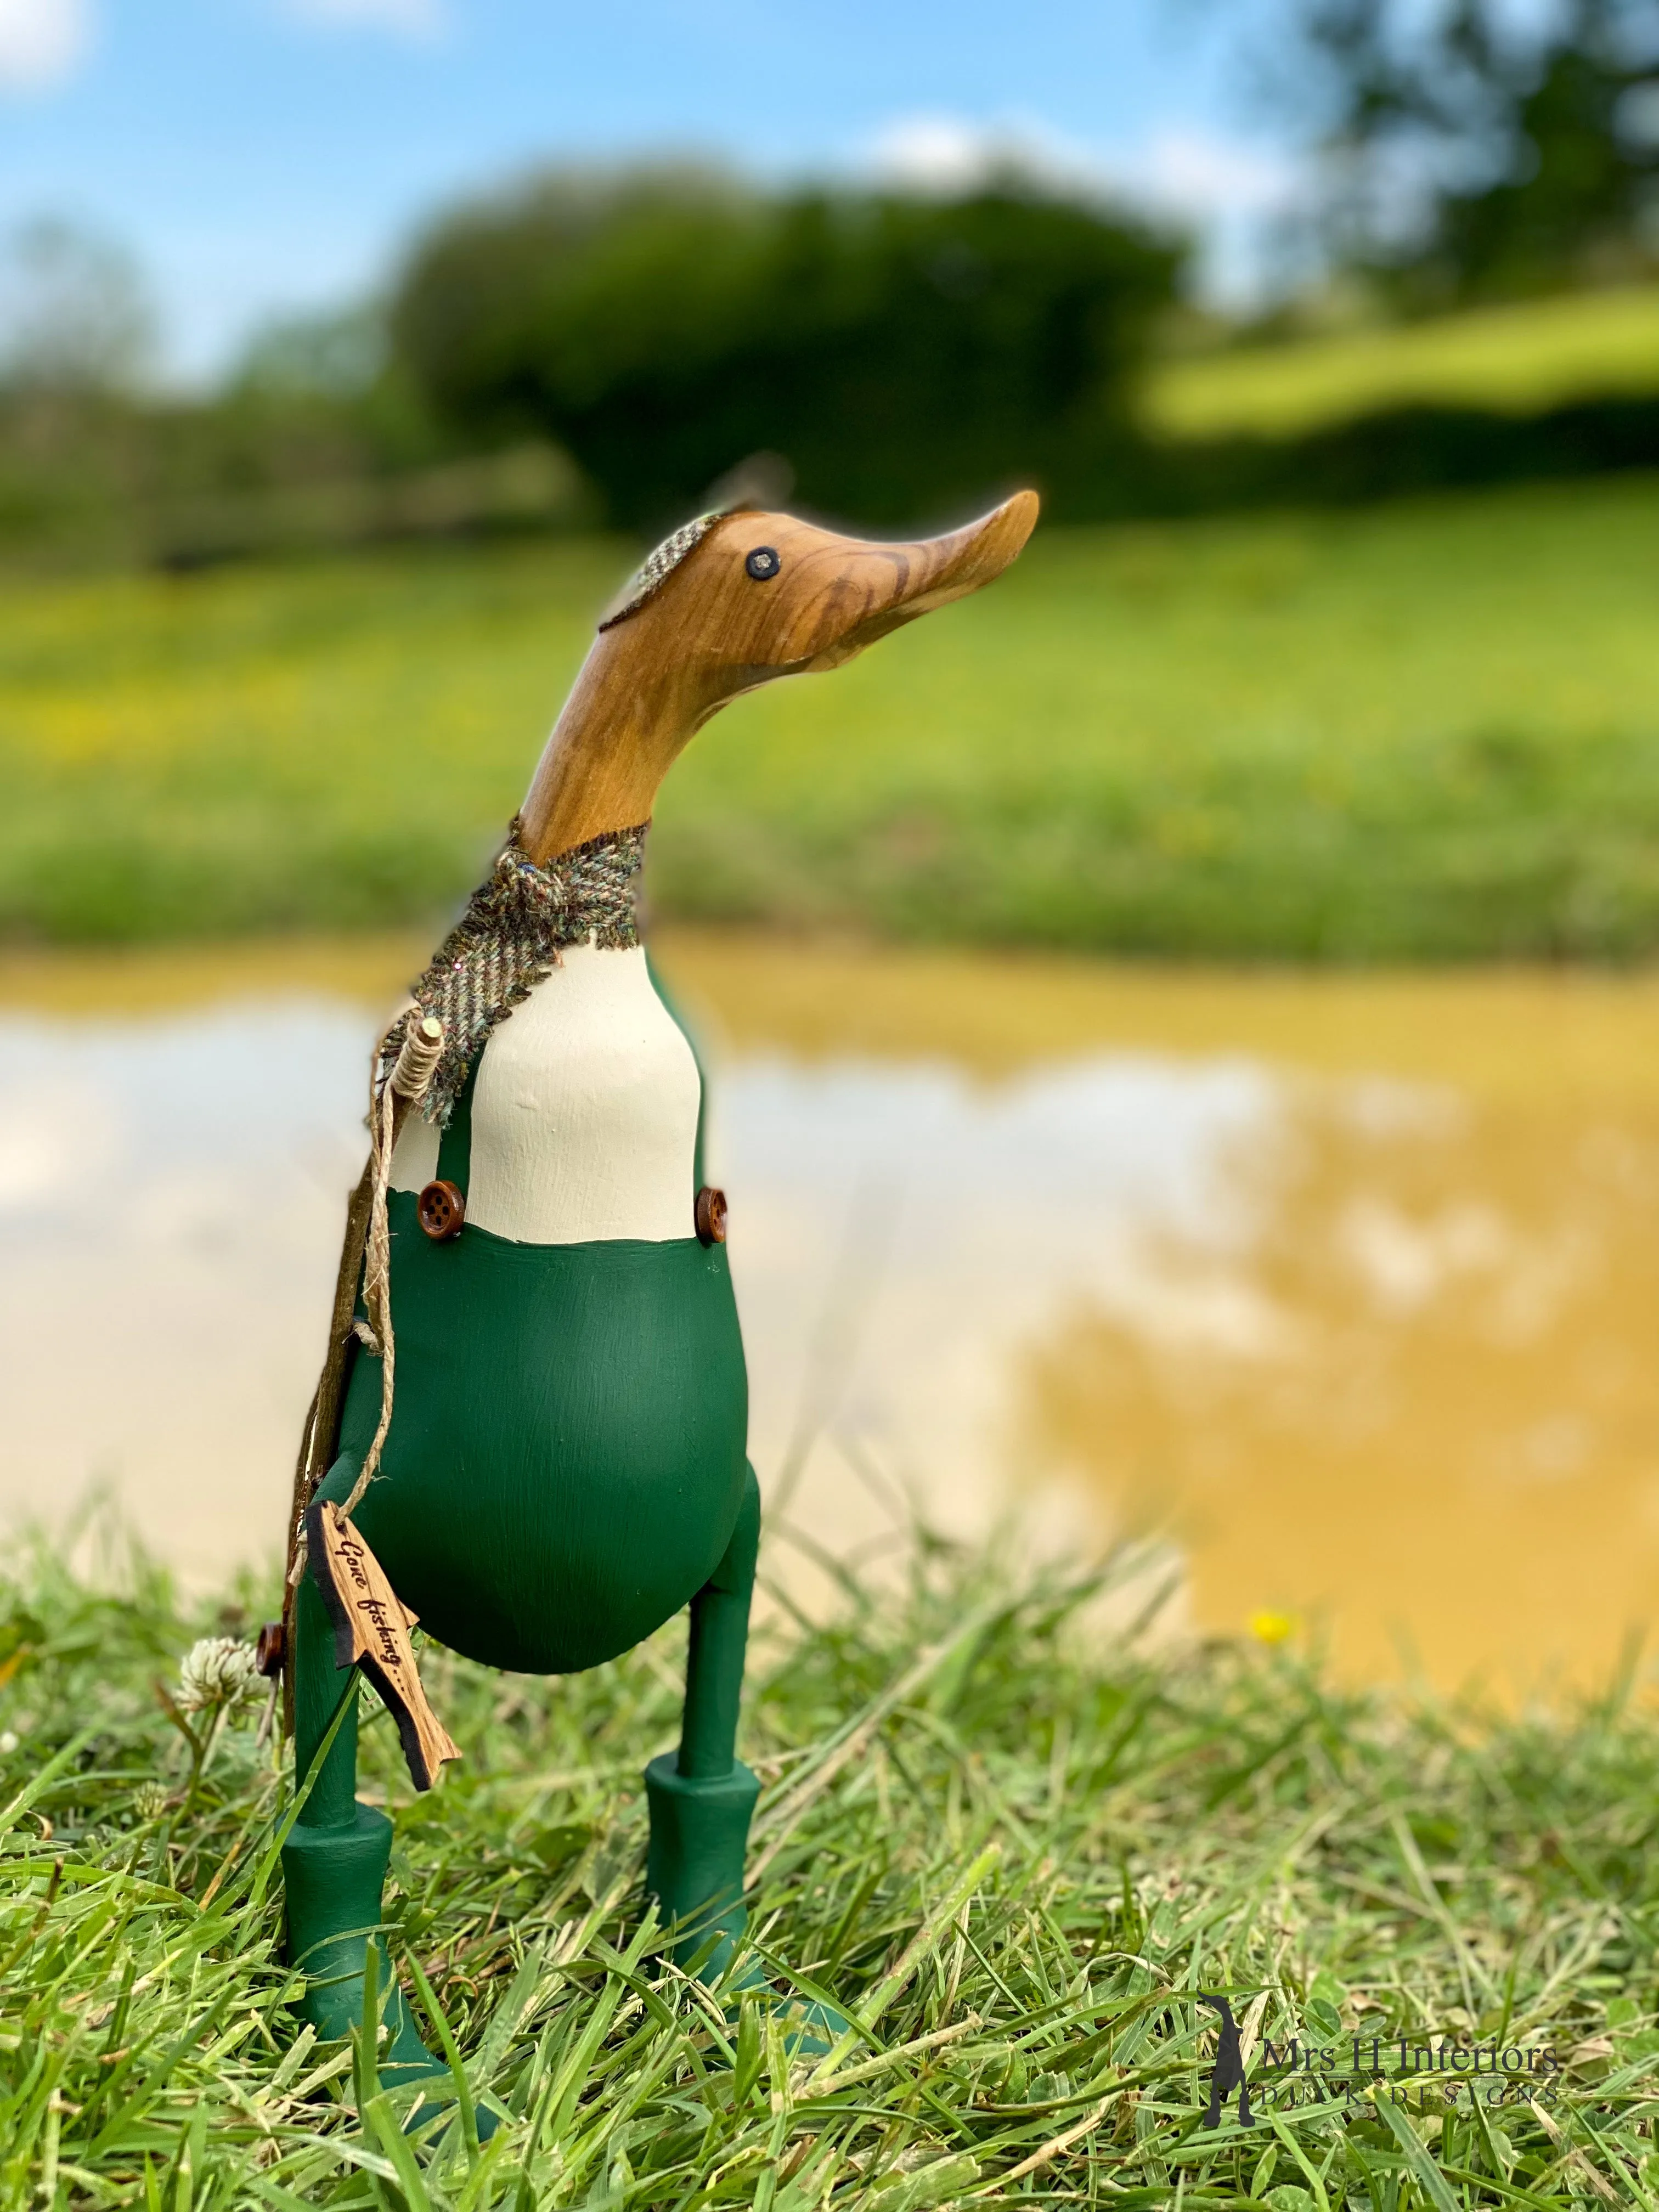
[256,1620,285,1679]
[417,1179,466,1240]
[695,1186,728,1246]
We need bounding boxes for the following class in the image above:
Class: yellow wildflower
[1248,1609,1298,1647]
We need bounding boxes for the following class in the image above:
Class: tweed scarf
[377,819,647,1127]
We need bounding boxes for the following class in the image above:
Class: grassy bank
[5,477,1659,957]
[3,1532,1657,2207]
[1143,285,1659,441]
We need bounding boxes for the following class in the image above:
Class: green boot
[644,1753,760,1977]
[644,1754,853,2053]
[645,1474,854,2052]
[281,1805,442,2086]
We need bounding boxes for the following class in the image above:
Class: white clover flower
[132,1779,169,1820]
[176,1636,260,1714]
[0,1730,17,1755]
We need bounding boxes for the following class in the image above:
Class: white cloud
[861,111,1309,308]
[1133,130,1301,222]
[866,111,1300,224]
[869,116,1020,195]
[1127,128,1310,308]
[281,0,446,36]
[867,112,1114,203]
[0,0,93,93]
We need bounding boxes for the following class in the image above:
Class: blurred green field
[6,474,1659,958]
[1143,283,1659,439]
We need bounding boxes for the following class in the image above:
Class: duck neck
[517,627,711,864]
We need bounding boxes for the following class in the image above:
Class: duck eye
[744,546,781,582]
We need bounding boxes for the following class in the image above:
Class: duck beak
[800,489,1040,669]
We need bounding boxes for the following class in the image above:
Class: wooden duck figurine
[279,489,1040,2089]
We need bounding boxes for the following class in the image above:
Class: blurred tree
[0,217,155,393]
[0,219,158,562]
[1286,0,1659,305]
[225,301,450,481]
[386,165,1182,526]
[234,303,388,404]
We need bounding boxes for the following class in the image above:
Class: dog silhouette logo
[1198,1994,1253,2126]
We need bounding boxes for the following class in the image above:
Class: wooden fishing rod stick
[274,1015,444,1736]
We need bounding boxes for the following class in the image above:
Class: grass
[1142,284,1659,441]
[7,476,1659,958]
[3,1526,1659,2208]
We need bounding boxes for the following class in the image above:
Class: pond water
[4,929,1659,1695]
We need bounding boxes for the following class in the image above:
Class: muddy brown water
[4,929,1658,1695]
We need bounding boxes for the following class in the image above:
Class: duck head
[517,490,1040,862]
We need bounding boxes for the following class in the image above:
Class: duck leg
[283,1454,444,2089]
[645,1466,761,1977]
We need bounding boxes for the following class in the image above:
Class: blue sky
[0,0,1301,380]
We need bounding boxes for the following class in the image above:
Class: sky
[0,0,1305,382]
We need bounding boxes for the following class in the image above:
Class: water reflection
[4,931,1658,1691]
[1023,1074,1659,1686]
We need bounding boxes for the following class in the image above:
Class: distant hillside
[1143,285,1659,442]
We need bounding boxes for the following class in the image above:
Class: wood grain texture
[304,1499,460,1792]
[518,492,1039,862]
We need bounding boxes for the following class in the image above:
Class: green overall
[284,980,763,2076]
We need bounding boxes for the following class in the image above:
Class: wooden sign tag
[304,1500,461,1792]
